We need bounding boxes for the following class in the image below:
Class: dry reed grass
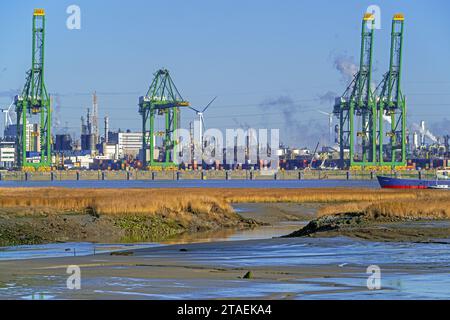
[0,188,233,221]
[363,200,450,220]
[315,193,450,220]
[1,188,450,220]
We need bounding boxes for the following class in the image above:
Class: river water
[0,179,379,189]
[0,210,306,261]
[1,202,449,299]
[1,237,449,300]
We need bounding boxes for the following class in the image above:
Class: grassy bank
[1,187,450,245]
[3,187,450,203]
[2,187,450,221]
[317,197,450,220]
[0,188,252,246]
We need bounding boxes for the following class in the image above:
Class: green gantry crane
[14,9,52,171]
[376,14,406,167]
[334,13,407,169]
[334,13,376,168]
[139,69,189,169]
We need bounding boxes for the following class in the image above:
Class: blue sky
[1,0,450,147]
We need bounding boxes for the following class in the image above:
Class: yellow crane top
[33,9,45,16]
[363,13,375,21]
[393,13,405,21]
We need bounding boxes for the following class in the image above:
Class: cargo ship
[377,175,450,189]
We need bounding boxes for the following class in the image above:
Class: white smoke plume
[429,118,450,137]
[52,94,62,133]
[318,91,338,105]
[412,122,438,143]
[259,96,327,148]
[334,54,358,83]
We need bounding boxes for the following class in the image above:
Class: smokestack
[104,116,109,144]
[87,108,92,135]
[85,107,96,151]
[92,91,99,144]
[81,116,86,135]
[413,131,419,150]
[420,120,426,146]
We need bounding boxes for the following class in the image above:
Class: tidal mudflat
[1,189,450,299]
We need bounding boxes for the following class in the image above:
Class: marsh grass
[1,187,449,220]
[316,193,450,220]
[0,188,233,223]
[363,200,450,220]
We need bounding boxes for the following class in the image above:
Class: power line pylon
[14,9,52,171]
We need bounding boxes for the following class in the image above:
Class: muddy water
[0,179,379,189]
[0,203,312,260]
[0,243,162,261]
[1,237,450,300]
[162,203,314,244]
[1,203,450,299]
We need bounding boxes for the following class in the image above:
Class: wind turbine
[1,99,15,132]
[317,110,334,147]
[189,96,217,150]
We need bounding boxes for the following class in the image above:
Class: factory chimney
[104,116,109,144]
[420,120,426,146]
[413,131,419,150]
[87,108,92,135]
[86,108,95,150]
[81,116,86,135]
[92,92,99,144]
[445,135,450,157]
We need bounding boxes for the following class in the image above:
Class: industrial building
[54,134,73,151]
[3,124,17,142]
[108,131,142,158]
[0,141,15,168]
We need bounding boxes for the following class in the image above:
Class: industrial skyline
[1,6,450,171]
[1,1,450,150]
